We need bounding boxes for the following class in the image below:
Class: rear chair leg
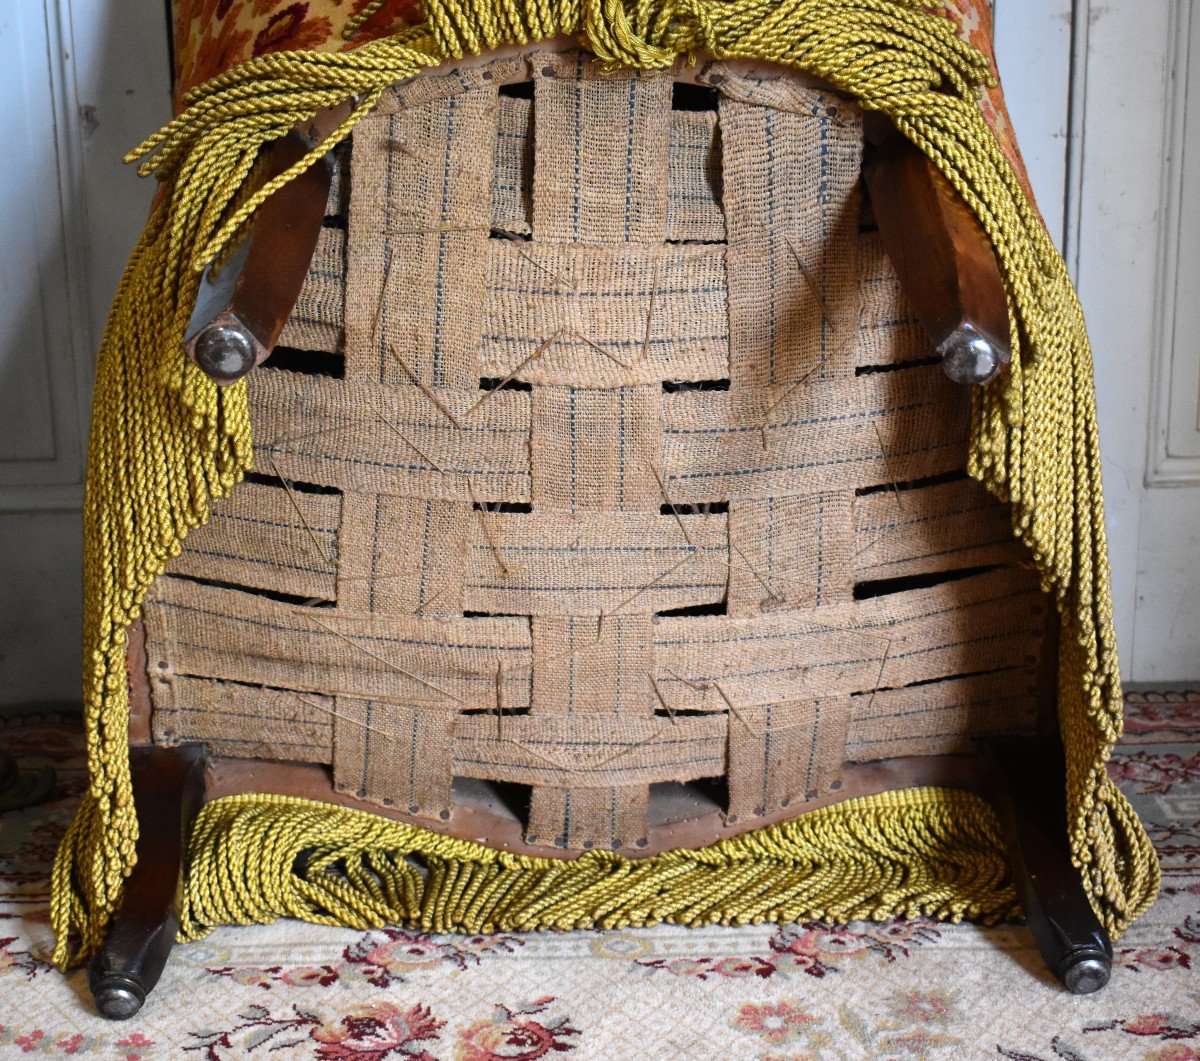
[88,744,207,1020]
[983,736,1113,994]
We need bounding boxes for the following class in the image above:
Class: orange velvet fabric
[172,0,420,98]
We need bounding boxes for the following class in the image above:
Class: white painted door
[0,0,170,705]
[0,1,1191,707]
[1074,0,1200,681]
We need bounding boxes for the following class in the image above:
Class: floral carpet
[1,693,1197,1060]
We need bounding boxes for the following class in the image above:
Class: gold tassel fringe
[180,789,1018,937]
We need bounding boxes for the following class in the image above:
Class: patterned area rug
[1,693,1197,1060]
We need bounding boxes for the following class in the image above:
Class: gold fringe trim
[180,789,1018,937]
[53,0,1159,967]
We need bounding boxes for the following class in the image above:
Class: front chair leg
[88,744,207,1020]
[863,113,1012,387]
[983,736,1113,994]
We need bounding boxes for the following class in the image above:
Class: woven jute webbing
[147,53,1046,851]
[52,0,1158,969]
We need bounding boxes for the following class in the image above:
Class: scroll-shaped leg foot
[983,736,1113,994]
[88,744,207,1019]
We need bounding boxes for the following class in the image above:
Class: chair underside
[133,53,1049,856]
[90,48,1114,1020]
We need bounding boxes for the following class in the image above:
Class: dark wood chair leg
[983,736,1113,994]
[863,113,1012,387]
[184,105,348,386]
[88,744,207,1020]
